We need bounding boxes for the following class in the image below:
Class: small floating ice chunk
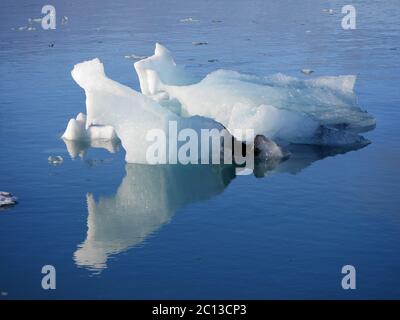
[301,68,314,75]
[322,8,335,14]
[0,192,15,197]
[0,192,18,207]
[192,41,208,46]
[15,25,36,31]
[124,54,148,60]
[28,18,42,23]
[180,17,199,23]
[48,155,64,165]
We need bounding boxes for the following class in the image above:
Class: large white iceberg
[63,43,375,164]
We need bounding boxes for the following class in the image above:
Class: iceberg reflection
[74,163,236,270]
[254,142,369,177]
[73,141,368,271]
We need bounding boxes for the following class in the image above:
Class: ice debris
[28,18,42,23]
[322,9,335,15]
[192,41,208,46]
[180,17,199,23]
[61,16,68,25]
[301,68,314,75]
[0,192,18,207]
[124,54,148,60]
[14,26,35,31]
[48,155,64,165]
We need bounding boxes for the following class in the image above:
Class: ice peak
[154,42,171,57]
[71,58,105,90]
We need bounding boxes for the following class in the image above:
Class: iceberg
[63,43,375,164]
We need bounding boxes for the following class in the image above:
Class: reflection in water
[74,163,237,270]
[70,140,369,271]
[254,143,369,177]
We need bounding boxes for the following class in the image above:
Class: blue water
[0,0,399,299]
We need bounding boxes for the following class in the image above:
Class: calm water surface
[0,0,399,299]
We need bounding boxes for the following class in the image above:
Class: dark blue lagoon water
[0,0,399,299]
